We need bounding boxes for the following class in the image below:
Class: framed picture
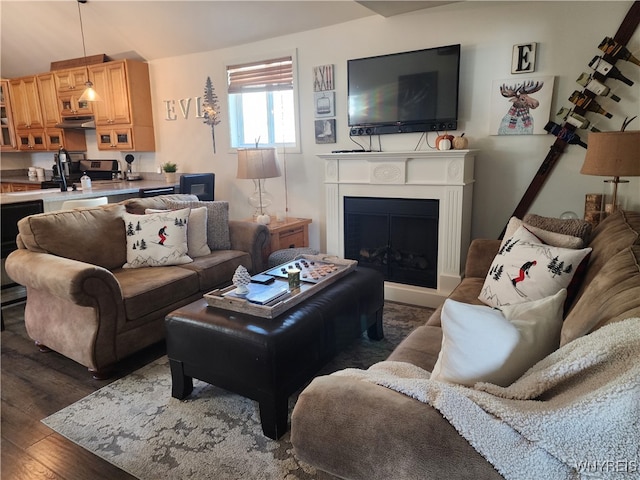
[314,91,335,117]
[490,76,555,135]
[315,119,336,144]
[313,64,334,92]
[512,43,537,74]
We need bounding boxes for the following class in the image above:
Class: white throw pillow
[479,226,591,308]
[431,289,566,387]
[123,208,193,268]
[502,217,584,249]
[145,207,211,258]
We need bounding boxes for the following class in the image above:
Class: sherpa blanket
[333,317,640,480]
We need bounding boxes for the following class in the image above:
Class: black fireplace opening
[344,197,439,289]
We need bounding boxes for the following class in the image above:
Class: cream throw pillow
[123,208,192,268]
[479,226,591,308]
[145,207,211,258]
[431,289,566,387]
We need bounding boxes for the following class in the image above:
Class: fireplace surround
[318,150,476,307]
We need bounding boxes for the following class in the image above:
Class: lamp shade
[237,147,281,179]
[581,131,640,177]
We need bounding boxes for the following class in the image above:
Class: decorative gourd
[436,133,454,150]
[452,133,468,150]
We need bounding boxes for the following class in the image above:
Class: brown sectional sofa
[291,209,640,479]
[5,194,270,378]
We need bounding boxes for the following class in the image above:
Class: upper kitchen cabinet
[53,67,93,117]
[89,59,155,151]
[9,76,44,130]
[36,73,62,128]
[0,80,17,151]
[7,73,86,152]
[36,72,87,151]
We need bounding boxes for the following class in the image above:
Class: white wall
[15,1,640,250]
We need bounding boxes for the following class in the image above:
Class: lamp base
[248,178,274,217]
[602,178,628,217]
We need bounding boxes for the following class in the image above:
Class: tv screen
[348,44,460,136]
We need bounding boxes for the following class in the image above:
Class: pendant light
[77,0,101,102]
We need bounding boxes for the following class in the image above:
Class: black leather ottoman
[165,267,384,439]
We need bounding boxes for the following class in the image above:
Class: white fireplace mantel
[318,150,476,308]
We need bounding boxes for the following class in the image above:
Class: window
[227,55,298,149]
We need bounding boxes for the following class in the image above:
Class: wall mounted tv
[348,44,460,136]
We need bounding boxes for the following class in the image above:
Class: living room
[2,2,639,479]
[2,1,638,243]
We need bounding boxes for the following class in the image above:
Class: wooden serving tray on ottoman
[204,254,357,319]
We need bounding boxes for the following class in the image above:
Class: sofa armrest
[464,238,501,279]
[5,249,122,306]
[291,375,502,480]
[228,220,270,273]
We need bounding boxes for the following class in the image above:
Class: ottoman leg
[169,359,194,399]
[259,395,289,440]
[367,308,384,340]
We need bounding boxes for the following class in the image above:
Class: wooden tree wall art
[202,76,221,153]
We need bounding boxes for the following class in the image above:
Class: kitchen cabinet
[54,67,93,116]
[36,73,61,128]
[89,59,155,151]
[90,62,130,125]
[0,80,17,151]
[44,128,86,151]
[9,76,44,130]
[97,127,134,150]
[1,182,43,193]
[16,130,46,151]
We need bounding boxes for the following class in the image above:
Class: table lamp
[237,147,281,224]
[581,130,639,219]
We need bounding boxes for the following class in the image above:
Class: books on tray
[223,282,289,305]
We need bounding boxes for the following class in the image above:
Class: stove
[42,154,121,189]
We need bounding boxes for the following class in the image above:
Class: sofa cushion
[577,209,640,292]
[167,200,231,251]
[387,325,443,372]
[146,207,211,258]
[178,250,252,291]
[120,194,199,215]
[479,226,591,308]
[502,216,584,248]
[113,266,200,321]
[17,204,127,270]
[431,289,566,387]
[561,246,640,346]
[123,209,192,268]
[523,213,592,244]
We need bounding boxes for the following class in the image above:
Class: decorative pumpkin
[436,133,454,150]
[452,133,468,150]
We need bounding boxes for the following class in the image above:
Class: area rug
[42,302,432,480]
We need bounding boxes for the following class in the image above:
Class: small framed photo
[314,91,335,117]
[313,64,334,91]
[512,43,537,74]
[315,119,336,144]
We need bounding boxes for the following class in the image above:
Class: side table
[247,216,312,263]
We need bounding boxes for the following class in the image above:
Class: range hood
[55,115,96,129]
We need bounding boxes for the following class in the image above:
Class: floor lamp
[581,130,640,220]
[237,147,281,224]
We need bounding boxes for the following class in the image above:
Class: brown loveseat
[291,209,640,479]
[5,194,270,378]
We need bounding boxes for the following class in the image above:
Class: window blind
[227,56,293,94]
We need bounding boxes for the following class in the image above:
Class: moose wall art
[490,76,554,135]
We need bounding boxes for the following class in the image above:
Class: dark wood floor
[1,302,165,480]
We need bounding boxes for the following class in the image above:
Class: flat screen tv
[348,44,460,136]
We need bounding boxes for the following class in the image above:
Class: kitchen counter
[0,179,179,211]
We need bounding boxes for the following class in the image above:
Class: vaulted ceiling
[1,1,452,79]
